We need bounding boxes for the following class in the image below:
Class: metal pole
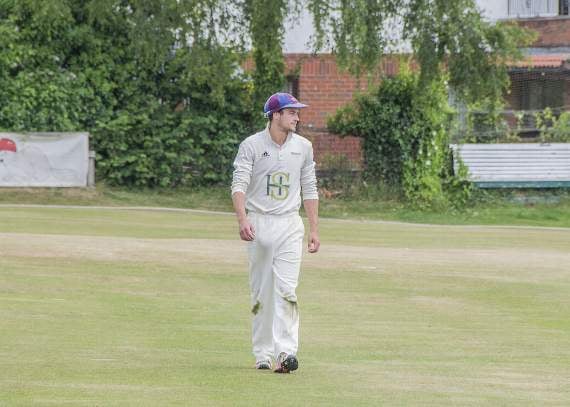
[88,150,96,187]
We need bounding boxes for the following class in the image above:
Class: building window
[509,72,565,111]
[508,0,558,17]
[283,75,299,98]
[561,0,569,15]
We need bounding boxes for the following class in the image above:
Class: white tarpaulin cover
[0,132,89,187]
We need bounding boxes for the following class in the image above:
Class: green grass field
[1,206,569,406]
[1,185,570,228]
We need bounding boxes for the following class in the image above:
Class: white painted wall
[479,0,560,19]
[477,0,510,20]
[283,0,556,53]
[283,11,314,53]
[282,11,408,53]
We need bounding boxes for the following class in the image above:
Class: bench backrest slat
[450,143,570,187]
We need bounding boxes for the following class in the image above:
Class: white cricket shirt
[231,125,318,215]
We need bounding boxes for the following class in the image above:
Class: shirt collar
[265,123,292,148]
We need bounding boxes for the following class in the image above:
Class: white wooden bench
[451,143,570,188]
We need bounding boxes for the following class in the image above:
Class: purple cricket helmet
[263,93,308,117]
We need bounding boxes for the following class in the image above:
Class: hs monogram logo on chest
[266,172,290,200]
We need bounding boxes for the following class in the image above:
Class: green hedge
[328,72,472,209]
[0,0,260,187]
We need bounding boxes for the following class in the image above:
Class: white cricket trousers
[247,211,305,362]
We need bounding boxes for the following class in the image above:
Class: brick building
[277,0,570,166]
[505,12,570,135]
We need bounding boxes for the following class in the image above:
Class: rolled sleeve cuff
[231,186,246,196]
[302,192,319,201]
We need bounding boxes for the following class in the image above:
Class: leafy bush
[328,72,472,209]
[0,0,260,187]
[535,108,570,143]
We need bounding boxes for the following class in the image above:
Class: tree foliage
[308,0,534,103]
[244,0,288,107]
[0,0,536,191]
[309,0,532,206]
[0,0,258,187]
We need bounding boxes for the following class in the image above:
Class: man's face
[274,108,300,132]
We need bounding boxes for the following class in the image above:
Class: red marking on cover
[0,138,17,152]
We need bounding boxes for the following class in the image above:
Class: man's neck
[268,124,288,146]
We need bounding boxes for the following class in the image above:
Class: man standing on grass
[231,92,320,373]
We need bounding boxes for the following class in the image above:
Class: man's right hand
[232,192,254,241]
[238,219,255,241]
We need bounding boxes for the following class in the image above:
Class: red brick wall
[518,17,570,47]
[284,54,400,168]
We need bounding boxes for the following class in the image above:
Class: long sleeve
[300,144,318,201]
[231,141,254,196]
